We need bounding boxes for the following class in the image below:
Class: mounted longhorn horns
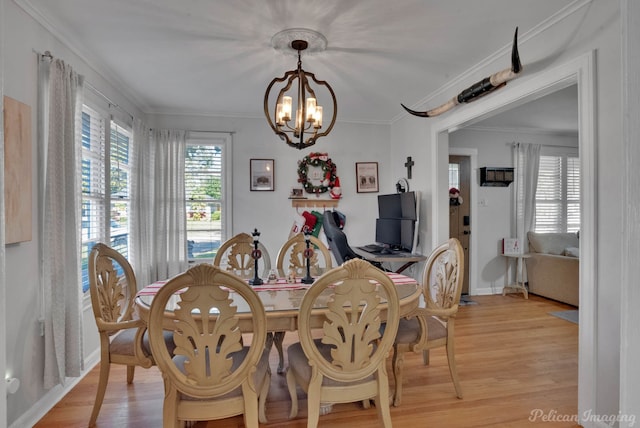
[402,27,523,118]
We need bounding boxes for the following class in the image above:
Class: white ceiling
[23,0,577,126]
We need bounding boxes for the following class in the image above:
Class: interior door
[449,155,471,294]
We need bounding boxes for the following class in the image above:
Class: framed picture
[356,162,379,193]
[289,188,305,199]
[250,159,274,191]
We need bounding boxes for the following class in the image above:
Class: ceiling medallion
[264,28,337,150]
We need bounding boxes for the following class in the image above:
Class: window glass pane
[186,144,223,261]
[448,163,459,190]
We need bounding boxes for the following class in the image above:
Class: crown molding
[15,0,151,114]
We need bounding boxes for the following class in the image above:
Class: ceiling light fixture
[264,29,337,150]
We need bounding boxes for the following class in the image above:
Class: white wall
[449,128,578,295]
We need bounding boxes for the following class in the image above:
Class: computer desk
[353,247,427,274]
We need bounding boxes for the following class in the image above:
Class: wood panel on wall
[4,96,32,244]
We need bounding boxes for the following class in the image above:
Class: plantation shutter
[80,106,106,292]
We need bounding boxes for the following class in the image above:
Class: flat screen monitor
[378,194,402,219]
[375,218,401,247]
[400,219,415,252]
[400,191,417,220]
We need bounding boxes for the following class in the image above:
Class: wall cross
[404,156,415,179]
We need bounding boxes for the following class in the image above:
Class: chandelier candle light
[264,29,337,150]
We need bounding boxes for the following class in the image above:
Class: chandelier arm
[305,72,338,137]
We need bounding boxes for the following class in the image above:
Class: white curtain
[130,127,188,285]
[512,142,541,253]
[38,54,84,388]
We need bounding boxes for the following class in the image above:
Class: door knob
[463,230,471,235]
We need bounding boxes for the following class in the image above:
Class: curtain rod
[85,82,134,122]
[34,48,134,122]
[512,142,577,148]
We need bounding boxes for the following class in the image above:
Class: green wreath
[297,152,337,194]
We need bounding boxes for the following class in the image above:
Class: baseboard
[474,286,504,296]
[9,351,100,428]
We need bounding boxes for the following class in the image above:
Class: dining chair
[147,263,271,427]
[276,232,333,278]
[286,258,400,428]
[213,232,271,279]
[391,237,464,406]
[271,233,334,373]
[87,243,176,427]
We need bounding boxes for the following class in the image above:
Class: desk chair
[271,233,334,373]
[286,259,399,427]
[321,211,361,264]
[391,238,464,406]
[213,232,271,279]
[87,243,175,427]
[147,263,271,427]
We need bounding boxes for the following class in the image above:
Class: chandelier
[264,29,337,150]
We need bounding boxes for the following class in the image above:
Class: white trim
[430,51,597,426]
[620,0,640,425]
[448,148,478,296]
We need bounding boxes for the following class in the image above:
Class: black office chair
[322,211,361,265]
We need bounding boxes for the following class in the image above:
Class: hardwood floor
[35,294,580,427]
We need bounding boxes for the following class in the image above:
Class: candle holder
[301,228,315,284]
[248,228,264,286]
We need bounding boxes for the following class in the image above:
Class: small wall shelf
[290,199,339,209]
[480,167,514,187]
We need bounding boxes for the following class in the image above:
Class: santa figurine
[330,177,342,199]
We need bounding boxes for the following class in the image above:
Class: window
[448,163,460,190]
[185,136,229,262]
[534,153,580,233]
[80,103,132,292]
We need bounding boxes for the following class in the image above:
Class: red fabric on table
[136,272,417,297]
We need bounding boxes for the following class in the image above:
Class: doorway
[431,52,596,419]
[449,155,471,294]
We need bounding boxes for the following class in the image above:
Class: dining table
[134,271,421,334]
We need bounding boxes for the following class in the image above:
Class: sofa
[524,231,579,307]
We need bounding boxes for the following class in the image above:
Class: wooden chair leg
[258,369,271,423]
[89,361,111,427]
[446,341,463,398]
[422,349,430,365]
[306,381,322,428]
[163,386,179,428]
[126,365,135,384]
[391,345,405,407]
[272,331,286,374]
[241,385,260,428]
[375,373,393,428]
[285,369,299,419]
